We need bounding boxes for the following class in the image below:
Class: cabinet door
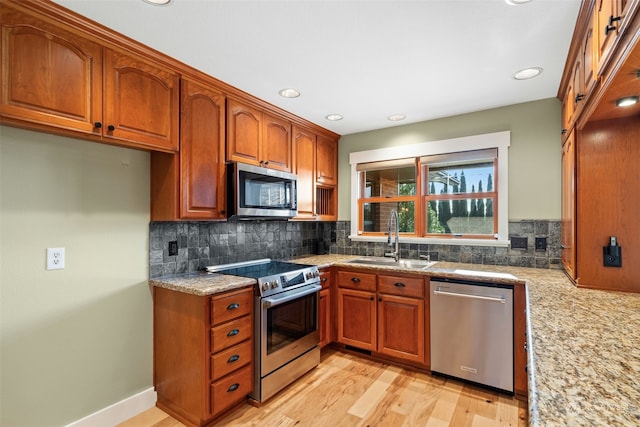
[262,113,292,172]
[337,288,376,350]
[0,5,102,134]
[377,294,425,364]
[561,131,576,279]
[293,126,316,219]
[316,134,338,185]
[227,99,261,166]
[319,288,331,349]
[596,0,617,69]
[180,79,226,219]
[103,49,179,151]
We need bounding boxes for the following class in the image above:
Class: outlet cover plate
[47,247,65,270]
[510,236,528,250]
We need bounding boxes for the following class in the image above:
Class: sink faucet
[384,209,400,262]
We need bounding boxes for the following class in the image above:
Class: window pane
[427,162,494,196]
[363,166,416,198]
[426,198,495,235]
[363,201,415,233]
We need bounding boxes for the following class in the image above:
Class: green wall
[337,98,562,221]
[0,126,152,426]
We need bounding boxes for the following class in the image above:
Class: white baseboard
[65,387,157,427]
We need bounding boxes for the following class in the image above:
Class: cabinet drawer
[319,270,331,290]
[378,275,424,298]
[211,288,253,325]
[211,315,252,353]
[337,271,376,292]
[211,340,252,381]
[211,364,253,416]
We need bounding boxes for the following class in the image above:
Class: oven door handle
[262,284,322,308]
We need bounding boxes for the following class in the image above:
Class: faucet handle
[419,254,431,261]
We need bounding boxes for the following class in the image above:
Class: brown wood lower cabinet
[154,286,254,427]
[336,269,428,367]
[318,269,332,348]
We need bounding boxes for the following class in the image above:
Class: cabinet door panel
[227,99,261,165]
[378,294,425,364]
[103,49,179,151]
[316,134,337,185]
[263,113,292,172]
[293,126,316,218]
[1,7,102,133]
[180,79,226,219]
[337,288,376,350]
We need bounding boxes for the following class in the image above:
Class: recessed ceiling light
[616,96,639,107]
[505,0,533,5]
[142,0,172,5]
[513,67,543,80]
[278,88,300,98]
[387,114,406,121]
[325,114,343,121]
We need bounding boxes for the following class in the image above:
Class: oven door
[261,283,321,376]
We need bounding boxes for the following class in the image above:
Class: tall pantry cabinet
[559,0,640,292]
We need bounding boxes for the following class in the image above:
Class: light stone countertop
[150,254,640,425]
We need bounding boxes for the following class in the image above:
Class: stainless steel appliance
[430,278,514,392]
[208,259,321,402]
[227,162,297,219]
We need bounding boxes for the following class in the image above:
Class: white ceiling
[51,0,581,136]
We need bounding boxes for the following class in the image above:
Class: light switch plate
[47,247,65,270]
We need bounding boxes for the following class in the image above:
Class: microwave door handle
[263,284,322,308]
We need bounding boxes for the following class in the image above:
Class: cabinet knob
[370,296,375,301]
[321,277,327,283]
[264,161,269,166]
[107,124,115,132]
[561,129,567,135]
[94,122,102,129]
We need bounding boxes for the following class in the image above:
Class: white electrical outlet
[47,247,65,270]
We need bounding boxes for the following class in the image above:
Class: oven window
[266,292,317,355]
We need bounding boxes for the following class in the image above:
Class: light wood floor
[119,348,527,427]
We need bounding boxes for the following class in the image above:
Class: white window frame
[349,131,510,247]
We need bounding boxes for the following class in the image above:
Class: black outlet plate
[511,236,528,250]
[535,237,547,251]
[168,240,178,256]
[603,246,622,267]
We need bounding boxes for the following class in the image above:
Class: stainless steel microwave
[227,162,297,219]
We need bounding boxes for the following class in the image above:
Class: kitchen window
[349,131,510,246]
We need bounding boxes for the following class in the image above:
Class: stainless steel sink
[347,257,437,270]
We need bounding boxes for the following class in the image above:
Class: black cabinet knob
[107,125,115,132]
[94,122,102,129]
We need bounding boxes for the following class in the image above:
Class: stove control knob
[261,283,269,291]
[270,280,278,289]
[305,272,311,280]
[313,270,320,278]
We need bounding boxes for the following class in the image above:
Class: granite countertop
[149,272,255,296]
[150,254,640,425]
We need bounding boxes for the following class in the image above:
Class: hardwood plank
[124,349,527,426]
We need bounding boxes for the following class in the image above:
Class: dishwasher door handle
[434,287,506,303]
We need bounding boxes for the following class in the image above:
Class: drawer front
[211,340,252,381]
[211,288,253,326]
[337,270,376,292]
[319,270,331,290]
[211,315,253,353]
[211,364,253,416]
[378,275,424,298]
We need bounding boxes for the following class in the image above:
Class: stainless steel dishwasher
[430,278,513,392]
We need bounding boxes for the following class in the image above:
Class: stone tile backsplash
[149,219,560,278]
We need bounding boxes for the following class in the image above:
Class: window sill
[349,235,510,248]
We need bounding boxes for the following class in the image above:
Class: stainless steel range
[207,259,321,402]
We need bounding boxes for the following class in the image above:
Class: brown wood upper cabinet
[0,2,179,152]
[149,78,227,221]
[596,0,630,72]
[227,98,292,172]
[316,135,338,186]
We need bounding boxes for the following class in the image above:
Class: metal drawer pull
[227,383,240,392]
[351,277,360,283]
[321,277,327,282]
[227,329,240,337]
[434,287,506,303]
[227,354,240,363]
[227,303,240,310]
[394,282,406,288]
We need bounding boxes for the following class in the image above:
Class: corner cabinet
[226,98,292,172]
[336,269,428,367]
[293,126,339,221]
[150,78,227,221]
[154,286,254,426]
[0,1,179,152]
